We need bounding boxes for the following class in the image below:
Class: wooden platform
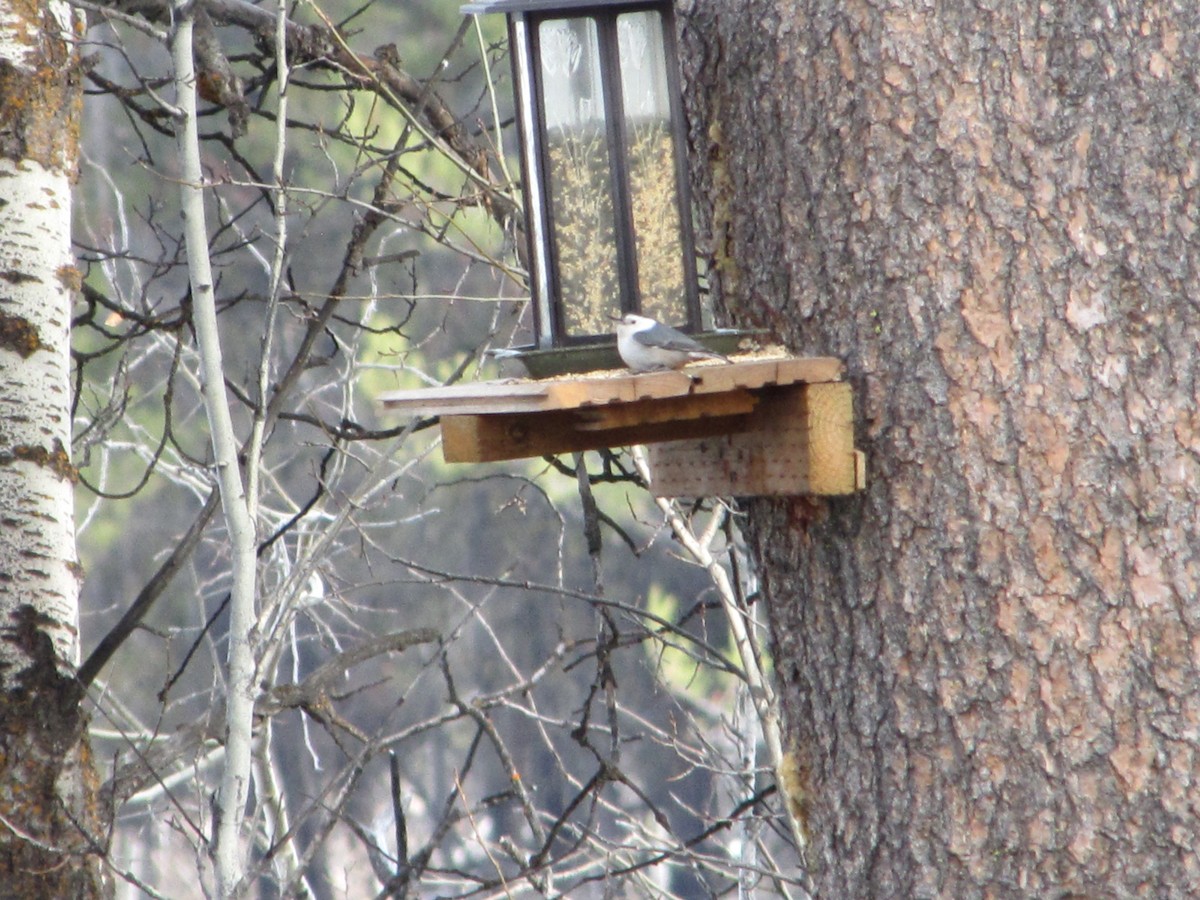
[378,356,865,497]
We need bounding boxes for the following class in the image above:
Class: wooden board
[373,380,551,417]
[646,382,865,497]
[441,392,757,462]
[378,356,844,416]
[377,355,864,497]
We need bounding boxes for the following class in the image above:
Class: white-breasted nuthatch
[611,314,731,372]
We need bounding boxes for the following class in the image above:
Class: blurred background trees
[66,1,799,896]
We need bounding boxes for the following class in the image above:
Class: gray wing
[633,325,707,352]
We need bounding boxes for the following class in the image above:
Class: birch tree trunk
[684,0,1200,894]
[0,1,107,896]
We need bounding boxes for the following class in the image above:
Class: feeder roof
[462,0,665,15]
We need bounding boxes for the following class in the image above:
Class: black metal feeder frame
[463,0,710,371]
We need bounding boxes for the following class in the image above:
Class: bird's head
[610,313,654,331]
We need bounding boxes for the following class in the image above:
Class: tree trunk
[684,0,1200,894]
[0,2,107,895]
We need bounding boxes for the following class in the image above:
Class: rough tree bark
[0,1,107,896]
[684,0,1200,895]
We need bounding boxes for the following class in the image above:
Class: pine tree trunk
[684,0,1200,894]
[0,2,106,895]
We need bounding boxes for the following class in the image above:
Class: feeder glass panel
[617,10,686,326]
[538,17,621,337]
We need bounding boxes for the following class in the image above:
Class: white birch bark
[0,2,105,896]
[0,0,79,674]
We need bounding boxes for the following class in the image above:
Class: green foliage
[644,581,736,697]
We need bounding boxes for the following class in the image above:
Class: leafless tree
[67,1,802,897]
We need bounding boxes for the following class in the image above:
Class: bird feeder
[379,2,867,499]
[464,0,729,375]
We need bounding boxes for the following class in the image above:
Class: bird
[611,313,731,372]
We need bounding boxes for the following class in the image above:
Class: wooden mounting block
[378,356,866,497]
